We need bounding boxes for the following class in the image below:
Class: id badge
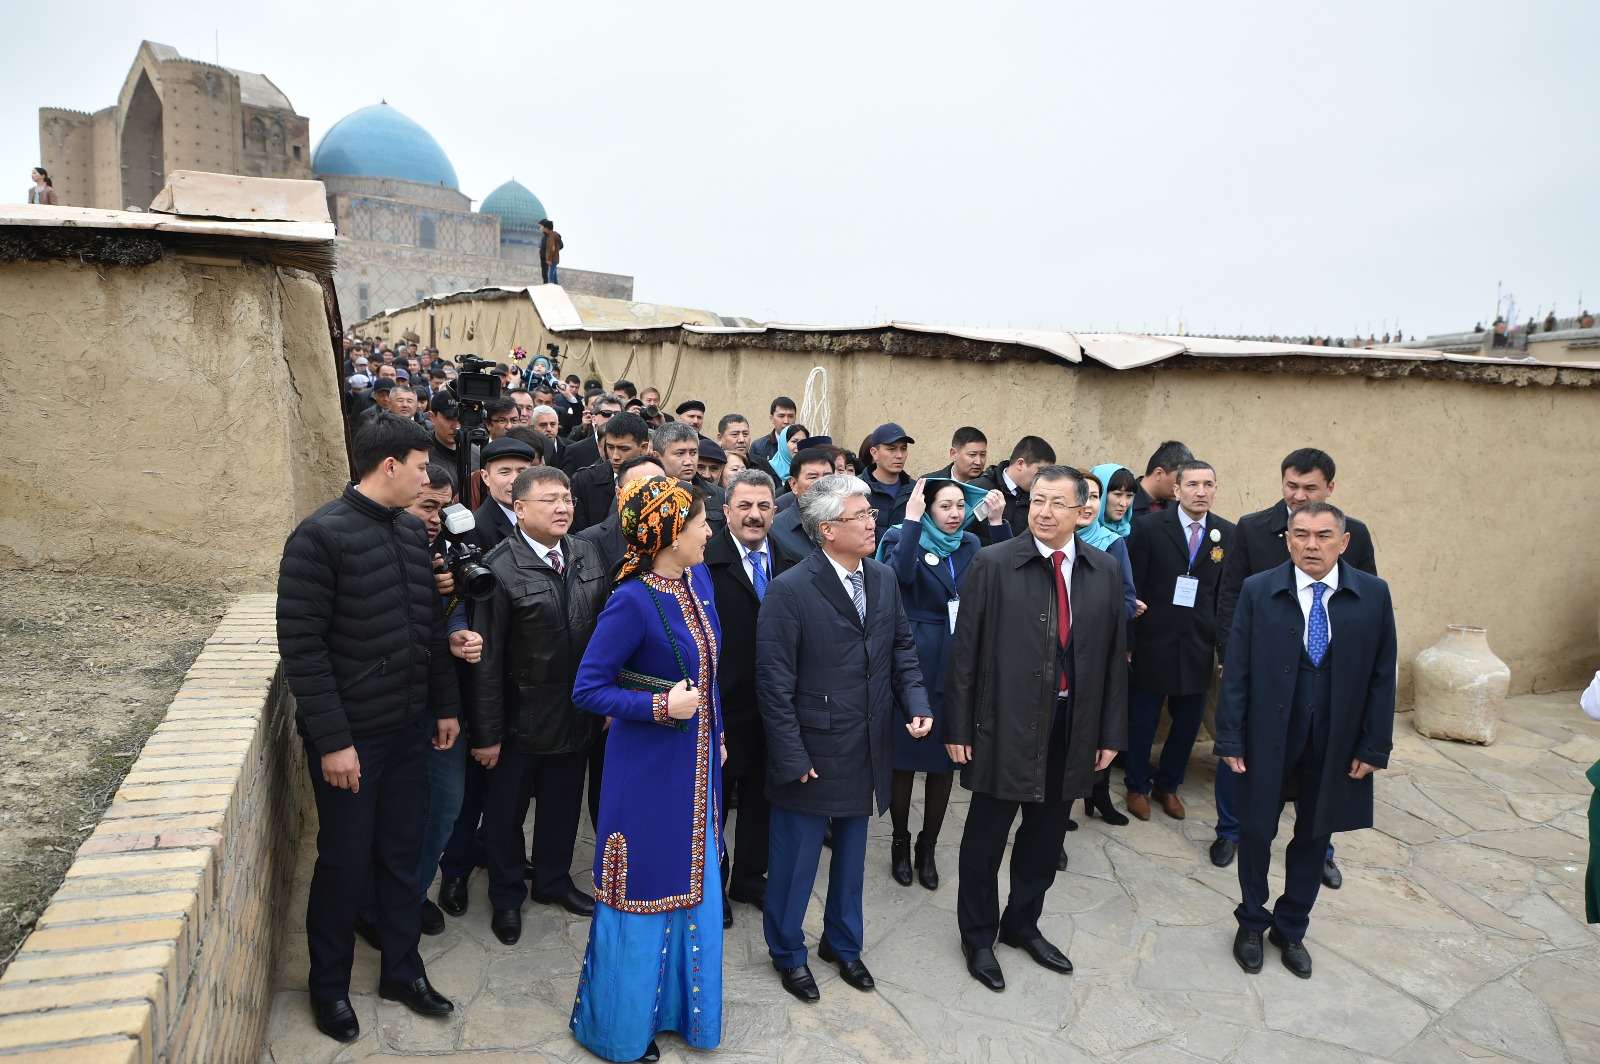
[947,598,960,634]
[1172,575,1199,608]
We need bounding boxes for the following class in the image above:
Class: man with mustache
[704,469,806,928]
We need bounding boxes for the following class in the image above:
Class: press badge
[947,598,960,633]
[1172,576,1199,608]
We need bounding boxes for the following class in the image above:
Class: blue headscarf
[877,478,989,561]
[768,427,795,482]
[1079,462,1134,550]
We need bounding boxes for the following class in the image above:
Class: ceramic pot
[1412,625,1510,745]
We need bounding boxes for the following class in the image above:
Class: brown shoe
[1152,789,1186,820]
[1126,792,1151,821]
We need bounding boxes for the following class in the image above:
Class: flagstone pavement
[263,693,1600,1063]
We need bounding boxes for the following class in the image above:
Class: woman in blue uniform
[879,477,1010,889]
[570,477,723,1063]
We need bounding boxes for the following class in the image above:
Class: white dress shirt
[1293,563,1339,650]
[1177,507,1208,566]
[823,550,863,601]
[520,529,564,571]
[735,536,770,588]
[1032,535,1076,568]
[498,503,517,531]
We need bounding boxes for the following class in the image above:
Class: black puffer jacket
[470,531,606,754]
[277,484,459,755]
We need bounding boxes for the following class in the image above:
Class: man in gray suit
[757,475,932,1003]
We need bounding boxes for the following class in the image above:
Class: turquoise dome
[312,102,458,188]
[479,179,549,233]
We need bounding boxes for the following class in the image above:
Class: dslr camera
[440,504,496,600]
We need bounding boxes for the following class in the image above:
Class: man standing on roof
[539,219,563,286]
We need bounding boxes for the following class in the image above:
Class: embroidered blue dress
[570,565,724,1061]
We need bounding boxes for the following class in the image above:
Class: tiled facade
[0,596,306,1063]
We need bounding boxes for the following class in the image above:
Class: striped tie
[848,570,866,624]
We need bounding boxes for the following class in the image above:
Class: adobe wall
[365,299,1600,696]
[0,255,347,590]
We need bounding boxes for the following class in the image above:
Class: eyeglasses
[529,494,575,507]
[828,509,879,525]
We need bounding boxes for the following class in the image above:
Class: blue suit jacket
[880,520,1012,697]
[756,550,930,817]
[1213,559,1396,837]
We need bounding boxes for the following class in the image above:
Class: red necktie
[1051,550,1072,693]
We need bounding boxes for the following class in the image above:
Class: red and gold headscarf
[616,476,696,584]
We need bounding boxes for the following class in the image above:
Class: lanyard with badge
[1173,524,1203,609]
[928,550,961,632]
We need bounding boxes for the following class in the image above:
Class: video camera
[442,353,499,516]
[440,504,496,600]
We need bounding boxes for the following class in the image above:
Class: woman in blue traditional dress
[877,477,1011,890]
[570,477,723,1063]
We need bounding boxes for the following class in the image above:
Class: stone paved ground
[263,694,1600,1063]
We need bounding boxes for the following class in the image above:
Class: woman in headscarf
[570,477,722,1063]
[877,476,1010,889]
[765,424,809,485]
[1063,464,1141,845]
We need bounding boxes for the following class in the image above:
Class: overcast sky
[9,1,1597,337]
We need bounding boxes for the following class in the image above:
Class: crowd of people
[280,338,1400,1060]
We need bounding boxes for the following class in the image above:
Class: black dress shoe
[638,1040,661,1062]
[1057,846,1070,872]
[420,898,445,936]
[961,944,1005,992]
[312,997,360,1043]
[532,888,596,917]
[998,929,1073,974]
[890,832,913,886]
[378,975,454,1015]
[1322,857,1343,890]
[773,960,820,1002]
[1233,927,1264,974]
[727,885,766,911]
[352,916,381,951]
[438,876,469,917]
[817,938,876,991]
[913,833,939,891]
[490,907,522,945]
[1268,926,1313,979]
[722,901,733,929]
[1209,837,1237,868]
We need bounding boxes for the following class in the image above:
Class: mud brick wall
[0,594,307,1063]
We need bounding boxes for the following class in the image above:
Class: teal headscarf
[1080,462,1134,550]
[877,478,989,561]
[768,427,795,482]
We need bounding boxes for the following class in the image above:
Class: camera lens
[461,562,496,600]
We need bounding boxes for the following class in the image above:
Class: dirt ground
[0,570,226,970]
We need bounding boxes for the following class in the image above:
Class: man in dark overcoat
[705,468,804,926]
[1210,446,1378,884]
[1124,460,1236,821]
[944,465,1128,992]
[757,475,932,1003]
[1213,501,1396,980]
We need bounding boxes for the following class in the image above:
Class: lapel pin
[924,552,940,566]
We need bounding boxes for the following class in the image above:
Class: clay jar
[1412,625,1511,745]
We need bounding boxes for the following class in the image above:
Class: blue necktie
[750,550,768,601]
[1308,581,1329,666]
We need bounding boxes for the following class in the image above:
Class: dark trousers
[720,766,771,898]
[439,758,488,879]
[1215,761,1334,859]
[482,747,587,908]
[956,791,1075,950]
[1124,687,1207,794]
[585,728,608,831]
[957,691,1074,950]
[303,715,428,1001]
[1235,658,1333,941]
[764,807,867,967]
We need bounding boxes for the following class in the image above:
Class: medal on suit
[924,552,940,566]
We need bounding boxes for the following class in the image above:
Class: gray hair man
[756,474,932,1002]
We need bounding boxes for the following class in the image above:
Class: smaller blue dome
[480,179,549,234]
[312,102,458,188]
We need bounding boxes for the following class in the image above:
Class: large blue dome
[479,179,549,234]
[312,102,458,188]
